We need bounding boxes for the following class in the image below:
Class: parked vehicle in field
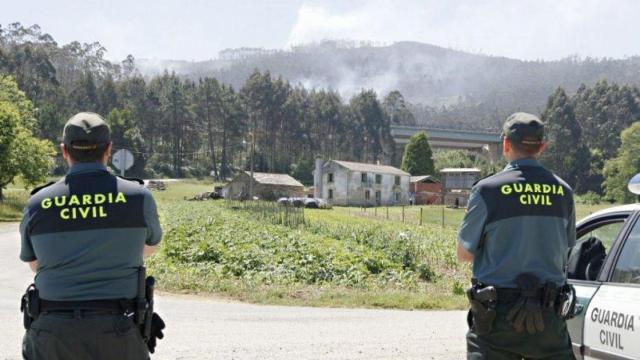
[567,201,640,359]
[277,197,332,209]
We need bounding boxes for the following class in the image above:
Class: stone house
[314,159,410,206]
[224,171,305,201]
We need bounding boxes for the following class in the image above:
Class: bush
[576,191,602,205]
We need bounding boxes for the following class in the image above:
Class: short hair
[508,138,543,157]
[66,141,109,162]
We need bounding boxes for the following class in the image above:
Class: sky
[3,0,640,62]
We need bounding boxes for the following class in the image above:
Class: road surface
[0,224,466,360]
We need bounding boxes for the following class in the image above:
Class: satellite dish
[628,173,640,195]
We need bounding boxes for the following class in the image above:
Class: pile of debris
[146,180,167,191]
[188,191,222,201]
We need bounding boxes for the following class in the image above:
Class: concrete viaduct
[390,125,503,163]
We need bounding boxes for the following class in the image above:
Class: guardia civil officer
[19,112,164,359]
[458,112,576,359]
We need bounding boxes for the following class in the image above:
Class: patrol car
[567,175,640,359]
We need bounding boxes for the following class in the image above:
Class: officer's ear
[502,136,511,155]
[536,142,547,156]
[60,143,71,164]
[102,142,113,164]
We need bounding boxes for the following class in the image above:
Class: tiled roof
[410,175,440,183]
[331,160,410,176]
[246,172,304,187]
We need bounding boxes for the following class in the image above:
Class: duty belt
[496,288,544,302]
[40,299,136,313]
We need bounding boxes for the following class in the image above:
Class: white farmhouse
[314,158,410,206]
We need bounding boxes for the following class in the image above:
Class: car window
[577,221,625,251]
[611,220,640,284]
[570,219,626,281]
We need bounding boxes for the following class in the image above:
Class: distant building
[224,171,305,201]
[410,175,442,205]
[314,158,410,206]
[440,168,481,207]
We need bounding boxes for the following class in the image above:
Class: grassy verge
[0,189,28,221]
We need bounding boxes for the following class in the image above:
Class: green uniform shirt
[19,163,162,301]
[458,159,576,288]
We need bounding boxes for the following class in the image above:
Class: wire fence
[346,205,466,228]
[225,200,306,228]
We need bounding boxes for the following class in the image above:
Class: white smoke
[286,0,640,61]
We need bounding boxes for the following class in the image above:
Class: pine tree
[540,87,590,190]
[349,90,387,163]
[401,132,435,176]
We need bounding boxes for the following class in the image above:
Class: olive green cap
[502,112,545,145]
[62,112,111,149]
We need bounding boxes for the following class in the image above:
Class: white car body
[568,204,640,359]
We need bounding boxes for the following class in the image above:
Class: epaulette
[472,173,495,187]
[116,176,145,185]
[30,182,55,195]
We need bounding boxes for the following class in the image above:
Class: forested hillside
[0,23,413,183]
[2,22,640,199]
[138,40,640,130]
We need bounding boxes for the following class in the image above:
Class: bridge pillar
[488,142,502,163]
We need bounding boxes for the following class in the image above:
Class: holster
[466,283,497,335]
[135,267,160,345]
[142,276,156,341]
[555,284,576,320]
[20,284,40,330]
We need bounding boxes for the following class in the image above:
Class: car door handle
[574,304,585,316]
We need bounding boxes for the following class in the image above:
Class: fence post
[402,206,405,223]
[374,206,377,217]
[386,207,389,220]
[420,207,423,226]
[442,205,445,228]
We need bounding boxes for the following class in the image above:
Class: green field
[145,183,619,309]
[148,198,470,310]
[0,179,626,310]
[0,178,217,222]
[334,202,615,229]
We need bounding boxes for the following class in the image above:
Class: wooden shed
[410,175,442,205]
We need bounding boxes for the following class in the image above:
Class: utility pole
[249,131,255,200]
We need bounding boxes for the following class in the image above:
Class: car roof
[577,203,640,226]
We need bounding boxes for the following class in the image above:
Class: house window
[375,174,382,184]
[365,190,370,200]
[328,189,333,199]
[375,191,381,204]
[395,176,400,186]
[361,173,367,183]
[328,173,334,183]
